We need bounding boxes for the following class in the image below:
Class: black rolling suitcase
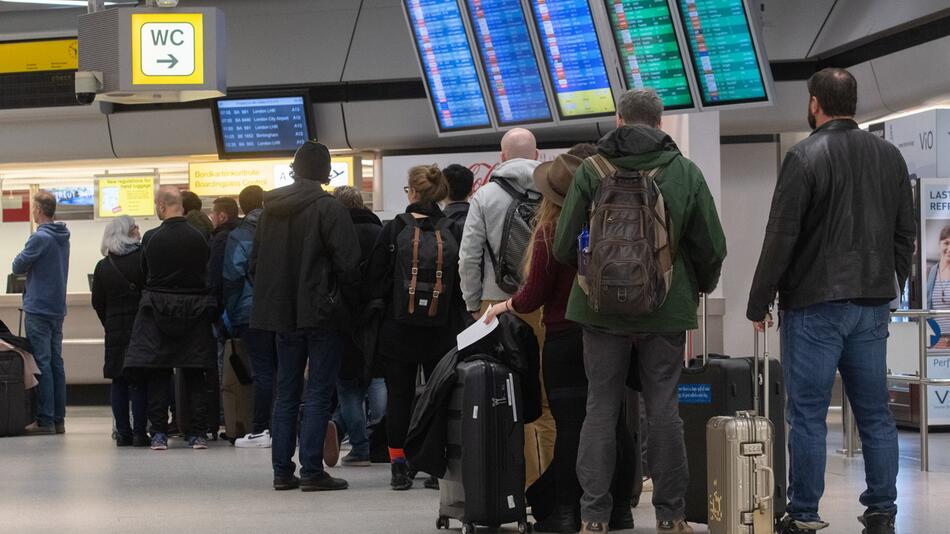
[436,358,530,534]
[679,303,787,525]
[0,351,28,437]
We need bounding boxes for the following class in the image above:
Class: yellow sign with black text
[0,39,78,74]
[131,12,204,85]
[190,157,357,196]
[96,175,156,218]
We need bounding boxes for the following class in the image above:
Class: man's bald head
[500,128,538,162]
[155,186,184,220]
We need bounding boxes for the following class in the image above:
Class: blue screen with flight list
[465,0,552,125]
[528,0,616,119]
[216,96,310,154]
[405,0,492,132]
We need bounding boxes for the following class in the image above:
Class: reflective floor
[1,407,948,533]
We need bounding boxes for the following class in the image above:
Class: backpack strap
[107,255,140,295]
[430,230,444,318]
[407,225,421,315]
[491,175,542,202]
[588,154,617,179]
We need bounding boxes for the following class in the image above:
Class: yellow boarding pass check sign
[131,12,204,85]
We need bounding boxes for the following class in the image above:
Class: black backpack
[392,214,460,327]
[487,176,541,294]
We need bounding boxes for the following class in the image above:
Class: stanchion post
[918,316,929,472]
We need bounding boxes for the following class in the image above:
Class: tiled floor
[1,407,948,533]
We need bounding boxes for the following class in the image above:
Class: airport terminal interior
[2,0,950,533]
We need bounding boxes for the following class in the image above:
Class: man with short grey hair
[554,88,726,534]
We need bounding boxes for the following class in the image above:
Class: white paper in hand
[457,311,499,352]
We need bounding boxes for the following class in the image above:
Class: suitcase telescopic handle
[753,305,773,420]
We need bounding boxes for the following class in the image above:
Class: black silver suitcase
[437,358,530,534]
[0,351,28,436]
[706,325,777,534]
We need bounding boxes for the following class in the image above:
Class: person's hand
[752,313,774,332]
[471,311,482,321]
[483,300,511,324]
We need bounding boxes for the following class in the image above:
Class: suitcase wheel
[518,521,532,533]
[461,522,476,534]
[436,516,449,530]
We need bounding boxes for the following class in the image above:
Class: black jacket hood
[597,125,679,158]
[349,207,382,227]
[264,181,330,216]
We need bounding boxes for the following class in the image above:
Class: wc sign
[131,12,204,85]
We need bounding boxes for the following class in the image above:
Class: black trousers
[146,368,207,437]
[544,328,640,511]
[385,359,437,450]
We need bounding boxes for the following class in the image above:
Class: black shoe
[424,475,440,490]
[778,515,830,533]
[534,505,581,533]
[301,471,349,492]
[133,433,150,447]
[858,512,895,534]
[273,474,301,491]
[391,462,413,490]
[609,503,634,531]
[116,434,134,447]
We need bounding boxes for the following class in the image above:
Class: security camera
[75,71,103,105]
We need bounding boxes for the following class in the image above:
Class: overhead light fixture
[0,0,127,6]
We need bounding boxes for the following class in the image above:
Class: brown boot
[657,519,693,533]
[581,521,608,533]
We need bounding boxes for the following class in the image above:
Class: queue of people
[10,68,908,534]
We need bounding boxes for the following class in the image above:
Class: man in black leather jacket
[747,68,915,534]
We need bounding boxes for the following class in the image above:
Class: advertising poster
[47,185,95,206]
[96,174,157,218]
[191,157,357,196]
[918,177,950,424]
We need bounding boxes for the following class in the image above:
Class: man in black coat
[250,141,362,492]
[124,187,216,451]
[747,68,914,534]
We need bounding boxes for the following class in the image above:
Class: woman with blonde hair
[91,215,148,447]
[364,164,465,490]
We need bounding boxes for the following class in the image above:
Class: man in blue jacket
[12,191,71,435]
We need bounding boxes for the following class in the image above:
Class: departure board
[528,0,616,119]
[214,96,311,158]
[404,0,492,132]
[676,0,769,106]
[465,0,552,126]
[604,0,694,110]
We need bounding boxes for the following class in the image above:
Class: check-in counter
[0,292,107,386]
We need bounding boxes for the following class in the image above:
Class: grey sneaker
[657,519,693,533]
[24,422,56,435]
[778,516,830,533]
[188,435,208,450]
[580,521,608,533]
[340,453,371,467]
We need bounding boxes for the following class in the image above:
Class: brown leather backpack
[581,155,674,315]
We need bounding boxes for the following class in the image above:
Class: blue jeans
[25,313,66,427]
[239,326,278,434]
[781,302,898,522]
[272,328,341,479]
[111,376,147,436]
[335,377,387,457]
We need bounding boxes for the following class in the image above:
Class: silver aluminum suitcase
[706,322,776,534]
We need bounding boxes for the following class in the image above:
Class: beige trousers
[481,300,557,488]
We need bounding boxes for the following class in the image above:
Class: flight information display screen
[214,96,311,157]
[676,0,769,106]
[405,0,492,132]
[604,0,694,110]
[528,0,616,119]
[465,0,552,125]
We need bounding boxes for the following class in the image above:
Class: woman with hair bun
[364,164,465,490]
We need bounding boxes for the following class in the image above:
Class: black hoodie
[249,181,362,333]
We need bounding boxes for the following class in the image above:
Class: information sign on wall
[0,38,78,74]
[131,12,205,85]
[95,174,157,218]
[190,157,357,196]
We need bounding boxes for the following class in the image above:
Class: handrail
[888,309,947,472]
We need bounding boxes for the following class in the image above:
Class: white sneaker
[235,430,272,448]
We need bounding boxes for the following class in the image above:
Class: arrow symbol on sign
[156,54,179,69]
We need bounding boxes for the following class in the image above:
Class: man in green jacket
[554,89,726,534]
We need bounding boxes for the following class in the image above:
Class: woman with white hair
[91,215,147,447]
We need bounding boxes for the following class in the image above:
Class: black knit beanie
[291,141,331,184]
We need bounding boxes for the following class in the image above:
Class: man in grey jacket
[458,127,555,488]
[459,127,541,317]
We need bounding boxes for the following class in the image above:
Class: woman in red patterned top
[484,146,639,533]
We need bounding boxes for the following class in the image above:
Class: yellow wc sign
[131,12,204,85]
